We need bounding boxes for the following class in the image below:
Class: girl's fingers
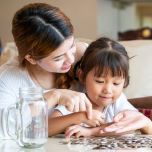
[65,125,79,138]
[75,131,82,138]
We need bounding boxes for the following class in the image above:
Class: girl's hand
[44,89,92,119]
[65,125,91,139]
[84,109,105,127]
[102,110,152,134]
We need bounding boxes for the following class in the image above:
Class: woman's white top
[0,58,40,107]
[0,58,45,139]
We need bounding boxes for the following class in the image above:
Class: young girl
[49,37,152,137]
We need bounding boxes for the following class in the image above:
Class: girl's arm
[48,110,89,136]
[48,108,104,137]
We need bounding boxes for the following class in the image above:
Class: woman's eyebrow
[53,54,64,59]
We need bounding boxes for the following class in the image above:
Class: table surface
[1,135,152,152]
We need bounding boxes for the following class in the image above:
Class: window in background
[137,4,152,27]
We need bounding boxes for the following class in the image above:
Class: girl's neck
[27,64,55,90]
[92,104,104,112]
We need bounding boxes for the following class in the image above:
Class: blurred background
[1,0,152,46]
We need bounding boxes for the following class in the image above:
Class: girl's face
[85,69,125,110]
[36,36,76,73]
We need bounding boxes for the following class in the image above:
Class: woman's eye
[54,57,63,62]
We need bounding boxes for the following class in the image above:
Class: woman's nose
[65,52,75,64]
[65,48,76,64]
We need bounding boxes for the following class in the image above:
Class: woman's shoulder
[0,59,29,85]
[0,60,21,78]
[75,40,89,62]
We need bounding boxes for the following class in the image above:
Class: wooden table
[1,135,152,152]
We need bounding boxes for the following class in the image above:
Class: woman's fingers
[104,110,151,134]
[113,112,124,122]
[84,96,92,119]
[56,89,92,119]
[79,95,86,112]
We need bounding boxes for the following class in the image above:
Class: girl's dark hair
[12,3,74,88]
[78,37,129,88]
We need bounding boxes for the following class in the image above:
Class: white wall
[0,0,141,45]
[119,3,139,32]
[97,0,119,40]
[0,0,97,45]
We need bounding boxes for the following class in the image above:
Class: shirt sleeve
[54,105,72,116]
[113,93,137,116]
[105,93,138,122]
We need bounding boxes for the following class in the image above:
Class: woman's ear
[24,54,37,65]
[77,69,84,84]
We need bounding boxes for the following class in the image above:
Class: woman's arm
[44,89,92,119]
[103,110,152,135]
[65,123,134,139]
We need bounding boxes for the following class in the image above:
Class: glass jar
[7,87,48,148]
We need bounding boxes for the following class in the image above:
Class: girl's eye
[113,83,120,86]
[95,80,104,83]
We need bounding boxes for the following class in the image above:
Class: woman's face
[37,36,76,73]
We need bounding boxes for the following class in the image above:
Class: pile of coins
[68,135,152,150]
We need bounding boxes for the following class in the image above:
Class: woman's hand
[44,89,92,119]
[101,110,152,134]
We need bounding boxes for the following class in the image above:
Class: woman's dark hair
[12,3,73,66]
[78,37,129,88]
[12,3,74,88]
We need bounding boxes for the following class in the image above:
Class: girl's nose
[103,84,112,94]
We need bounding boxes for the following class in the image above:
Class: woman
[0,3,94,138]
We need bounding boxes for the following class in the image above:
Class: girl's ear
[24,54,37,65]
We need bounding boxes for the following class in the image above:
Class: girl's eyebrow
[52,39,75,59]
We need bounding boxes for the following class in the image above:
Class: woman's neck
[27,64,55,90]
